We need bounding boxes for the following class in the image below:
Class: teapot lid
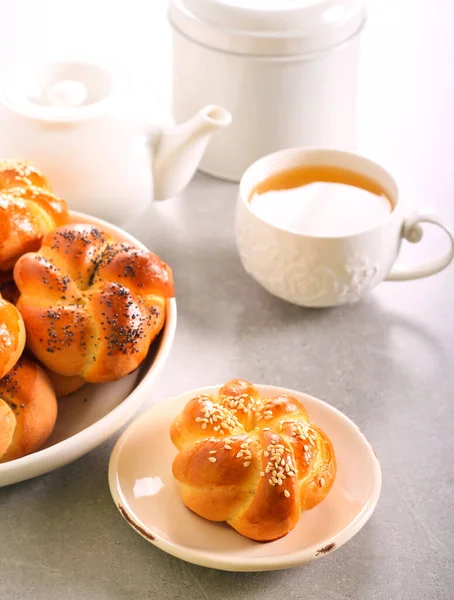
[1,61,127,122]
[170,0,366,56]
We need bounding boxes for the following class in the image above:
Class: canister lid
[169,0,366,56]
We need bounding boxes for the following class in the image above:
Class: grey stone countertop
[1,3,454,600]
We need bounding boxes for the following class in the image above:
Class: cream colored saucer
[108,384,381,572]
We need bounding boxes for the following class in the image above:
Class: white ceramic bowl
[0,211,177,487]
[108,384,381,572]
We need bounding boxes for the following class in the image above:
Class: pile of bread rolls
[0,160,174,463]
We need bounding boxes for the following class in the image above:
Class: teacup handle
[386,211,454,281]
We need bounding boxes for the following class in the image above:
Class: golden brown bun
[0,160,68,271]
[171,379,336,542]
[0,271,19,305]
[45,370,86,398]
[14,224,174,383]
[0,356,57,462]
[0,295,25,379]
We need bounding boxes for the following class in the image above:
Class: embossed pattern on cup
[236,205,392,307]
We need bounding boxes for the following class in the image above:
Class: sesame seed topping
[195,399,239,433]
[219,391,257,415]
[263,441,296,487]
[284,490,290,498]
[319,477,325,487]
[293,421,317,445]
[185,389,317,488]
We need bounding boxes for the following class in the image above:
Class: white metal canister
[169,0,366,182]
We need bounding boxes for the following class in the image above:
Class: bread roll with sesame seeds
[14,223,174,383]
[0,356,57,462]
[171,379,336,542]
[0,294,25,379]
[0,160,68,271]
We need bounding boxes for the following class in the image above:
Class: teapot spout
[151,105,231,200]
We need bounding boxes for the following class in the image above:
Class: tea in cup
[236,148,454,307]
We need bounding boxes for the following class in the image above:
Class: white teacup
[236,148,454,307]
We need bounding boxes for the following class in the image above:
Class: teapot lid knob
[47,80,88,108]
[1,60,127,123]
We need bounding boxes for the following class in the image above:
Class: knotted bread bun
[0,294,25,379]
[44,370,86,399]
[0,356,57,462]
[171,379,336,542]
[0,160,68,271]
[14,224,174,383]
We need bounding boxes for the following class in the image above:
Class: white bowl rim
[0,210,177,484]
[108,383,382,572]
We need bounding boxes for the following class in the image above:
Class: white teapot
[0,61,231,224]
